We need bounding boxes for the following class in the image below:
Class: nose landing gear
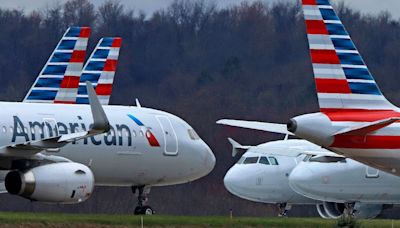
[132,185,154,215]
[277,203,292,217]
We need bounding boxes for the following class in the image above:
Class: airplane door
[43,118,59,138]
[366,166,379,178]
[156,116,178,156]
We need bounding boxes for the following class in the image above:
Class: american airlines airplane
[223,137,396,218]
[289,156,399,218]
[223,139,318,216]
[287,0,400,176]
[0,27,216,215]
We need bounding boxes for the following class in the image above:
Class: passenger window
[132,130,137,137]
[259,157,270,165]
[236,157,245,164]
[243,157,259,164]
[269,157,279,165]
[2,126,6,133]
[139,130,144,137]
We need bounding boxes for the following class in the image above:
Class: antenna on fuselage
[135,98,142,108]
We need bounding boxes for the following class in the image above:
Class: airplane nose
[223,167,243,195]
[203,144,216,173]
[288,165,314,195]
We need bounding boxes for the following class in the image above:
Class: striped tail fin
[24,27,90,104]
[76,37,122,105]
[301,0,396,113]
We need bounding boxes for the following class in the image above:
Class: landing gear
[132,185,154,215]
[344,202,355,217]
[277,203,292,217]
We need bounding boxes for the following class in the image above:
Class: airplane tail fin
[76,37,122,105]
[301,0,396,113]
[24,27,90,103]
[228,138,251,157]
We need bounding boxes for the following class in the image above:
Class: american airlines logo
[11,115,160,147]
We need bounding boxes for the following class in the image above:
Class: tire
[142,206,154,215]
[134,206,143,215]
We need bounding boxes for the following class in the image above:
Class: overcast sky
[1,0,399,19]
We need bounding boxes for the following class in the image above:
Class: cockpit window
[188,129,200,140]
[259,157,270,165]
[236,157,245,164]
[243,157,259,164]
[269,156,279,165]
[303,155,312,162]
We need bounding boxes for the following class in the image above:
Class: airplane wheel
[134,206,154,215]
[134,206,142,215]
[143,206,154,215]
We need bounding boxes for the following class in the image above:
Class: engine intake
[5,162,94,204]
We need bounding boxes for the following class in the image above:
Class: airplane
[0,27,216,215]
[223,136,395,218]
[223,138,318,216]
[286,0,400,176]
[289,155,400,218]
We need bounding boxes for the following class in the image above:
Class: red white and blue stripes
[301,0,395,112]
[77,37,121,105]
[24,27,90,104]
[301,0,400,152]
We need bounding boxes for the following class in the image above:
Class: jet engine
[5,162,94,204]
[316,202,383,219]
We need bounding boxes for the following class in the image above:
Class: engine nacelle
[316,202,383,219]
[5,162,94,204]
[287,113,335,147]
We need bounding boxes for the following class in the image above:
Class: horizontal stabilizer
[217,119,293,135]
[334,117,400,136]
[228,138,251,157]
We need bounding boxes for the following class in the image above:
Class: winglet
[228,138,251,157]
[86,81,110,133]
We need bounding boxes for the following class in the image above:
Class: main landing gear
[344,202,355,217]
[277,203,292,217]
[132,185,154,215]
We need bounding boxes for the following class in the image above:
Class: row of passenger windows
[236,156,279,166]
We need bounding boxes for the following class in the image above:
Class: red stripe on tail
[96,84,112,95]
[112,38,122,47]
[103,60,117,71]
[302,0,317,5]
[70,50,86,63]
[60,76,80,88]
[305,20,329,35]
[311,49,340,64]
[315,78,351,94]
[79,27,91,38]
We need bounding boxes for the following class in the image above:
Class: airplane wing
[334,117,400,136]
[1,82,110,156]
[217,119,293,135]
